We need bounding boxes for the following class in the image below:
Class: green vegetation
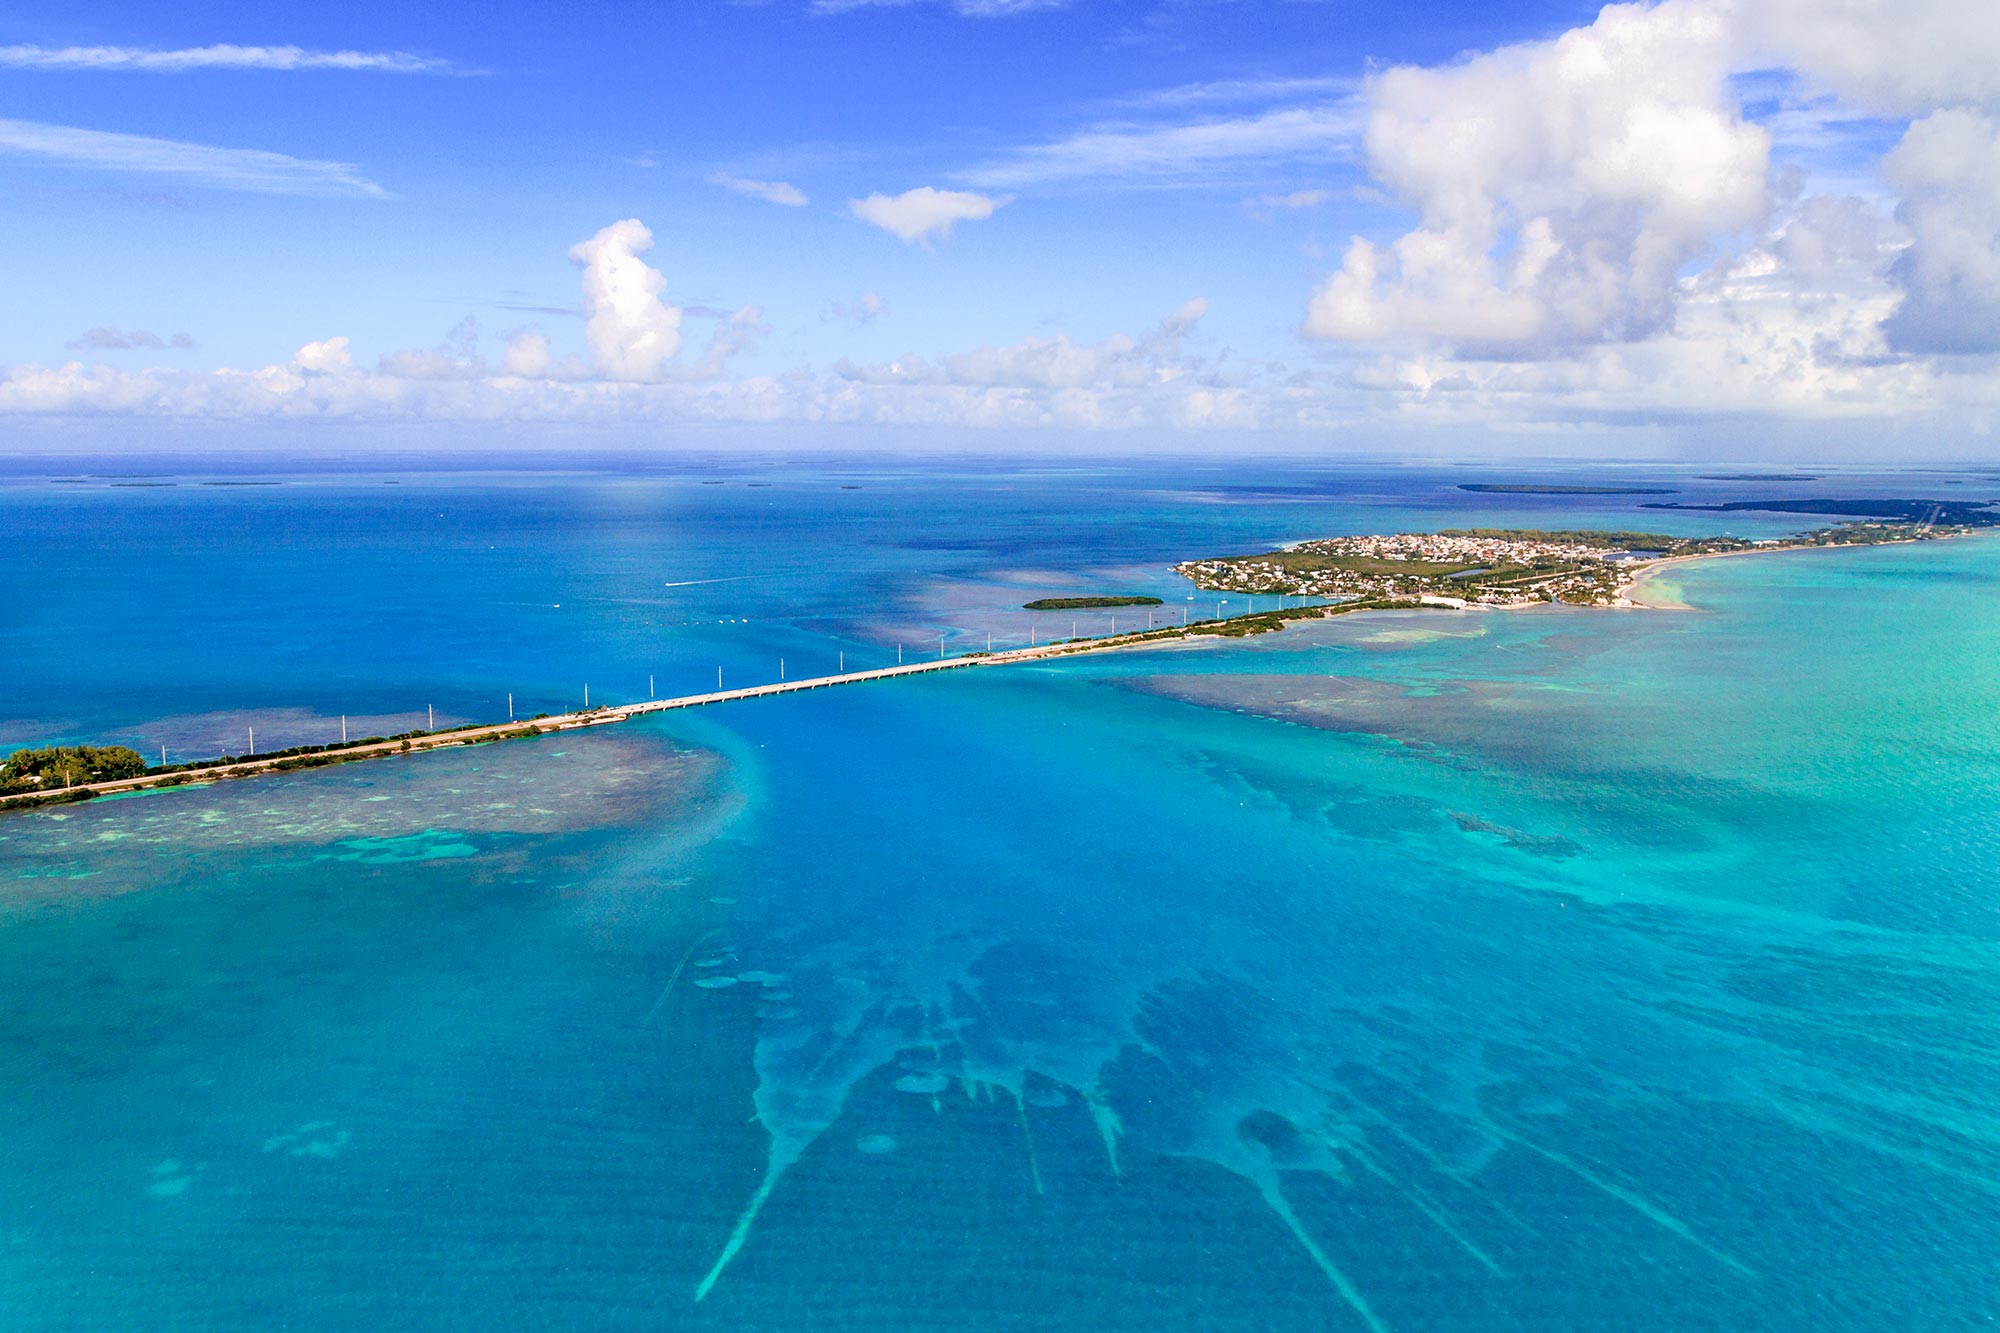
[1,744,147,795]
[1022,595,1164,610]
[1184,604,1359,637]
[1,716,577,815]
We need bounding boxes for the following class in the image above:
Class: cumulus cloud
[4,275,1989,439]
[1299,0,2000,382]
[1771,194,1889,287]
[1877,109,2000,354]
[358,222,733,387]
[21,3,2000,447]
[0,44,458,74]
[0,118,386,196]
[66,327,195,350]
[1717,0,2000,360]
[1348,256,1931,425]
[1733,0,2000,118]
[502,329,553,378]
[0,297,1255,431]
[0,355,1277,433]
[378,316,486,380]
[849,187,1004,244]
[1306,0,1769,357]
[292,336,352,372]
[568,219,682,380]
[709,173,809,207]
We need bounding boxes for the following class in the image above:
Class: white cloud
[963,104,1361,190]
[1879,109,2000,354]
[66,327,195,350]
[1338,197,1949,427]
[1733,0,2000,118]
[1297,0,2000,386]
[0,356,1280,432]
[1348,269,1933,425]
[377,316,485,380]
[0,298,1268,431]
[328,224,740,389]
[1305,0,1769,356]
[568,219,683,380]
[1770,194,1890,288]
[0,118,386,196]
[709,173,809,207]
[292,336,352,372]
[502,330,553,378]
[19,29,2000,450]
[9,275,1993,439]
[849,187,1004,244]
[0,44,457,74]
[689,307,770,380]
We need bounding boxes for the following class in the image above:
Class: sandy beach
[1617,547,1778,609]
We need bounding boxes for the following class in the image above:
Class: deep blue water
[2,456,1996,1329]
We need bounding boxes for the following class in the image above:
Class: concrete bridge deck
[0,624,1204,810]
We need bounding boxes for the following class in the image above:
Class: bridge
[0,619,1247,811]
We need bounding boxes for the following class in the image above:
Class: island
[1,744,148,796]
[1174,520,1970,609]
[1022,595,1164,610]
[1457,484,1677,495]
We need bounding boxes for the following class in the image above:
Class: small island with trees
[0,722,556,812]
[1022,595,1163,610]
[1,745,149,796]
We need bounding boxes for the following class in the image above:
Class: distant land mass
[1458,484,1678,495]
[1022,595,1164,610]
[1697,473,1822,481]
[1642,498,1998,525]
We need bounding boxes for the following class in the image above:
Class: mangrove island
[1021,595,1164,610]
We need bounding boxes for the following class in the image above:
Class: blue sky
[1,0,1996,452]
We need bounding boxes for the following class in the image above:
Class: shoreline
[1617,546,1784,610]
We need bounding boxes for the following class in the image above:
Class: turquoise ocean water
[1,458,1996,1328]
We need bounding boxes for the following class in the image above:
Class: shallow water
[2,460,1997,1329]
